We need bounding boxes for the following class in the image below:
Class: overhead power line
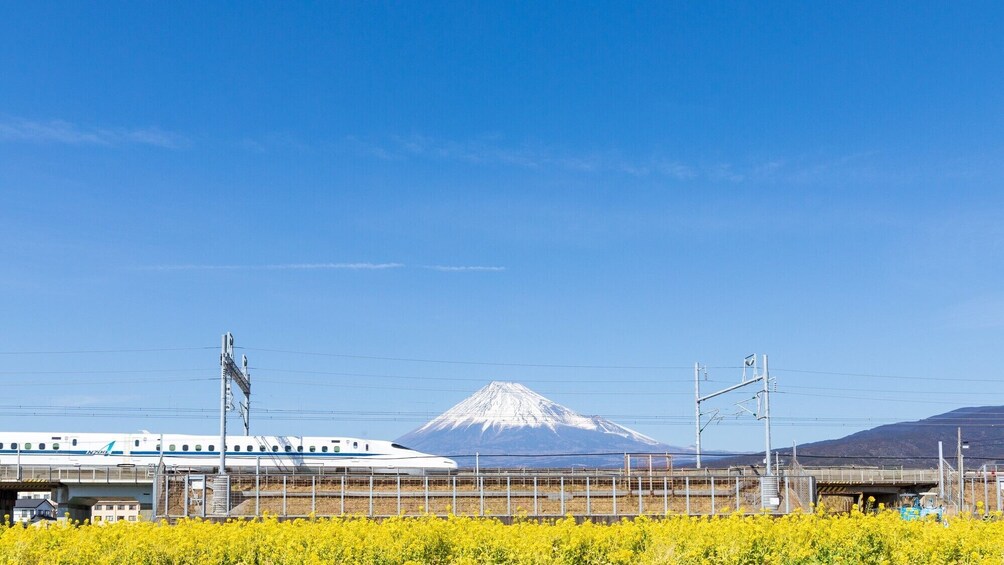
[0,368,209,375]
[0,346,217,355]
[250,367,700,384]
[239,346,703,370]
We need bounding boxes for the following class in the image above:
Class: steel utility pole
[763,354,772,479]
[957,427,968,511]
[938,441,944,501]
[219,332,251,474]
[694,363,702,469]
[694,354,775,507]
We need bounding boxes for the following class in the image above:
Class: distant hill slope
[713,405,1004,469]
[396,381,687,468]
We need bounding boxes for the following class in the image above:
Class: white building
[90,498,140,524]
[13,498,57,524]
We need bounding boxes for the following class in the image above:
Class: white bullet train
[0,432,457,474]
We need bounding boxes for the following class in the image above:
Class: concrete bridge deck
[2,464,990,521]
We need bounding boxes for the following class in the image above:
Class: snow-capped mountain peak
[415,381,659,445]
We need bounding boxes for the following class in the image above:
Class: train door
[121,434,140,466]
[64,436,80,464]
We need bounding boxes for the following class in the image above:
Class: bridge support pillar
[0,489,15,524]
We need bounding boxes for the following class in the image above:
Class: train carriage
[0,432,456,474]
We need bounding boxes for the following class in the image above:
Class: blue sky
[2,2,1003,455]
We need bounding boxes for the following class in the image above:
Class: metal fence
[0,464,154,484]
[155,471,816,520]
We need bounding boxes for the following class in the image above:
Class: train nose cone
[444,458,458,470]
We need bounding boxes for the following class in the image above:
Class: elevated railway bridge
[2,464,998,522]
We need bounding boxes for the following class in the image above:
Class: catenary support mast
[219,332,251,474]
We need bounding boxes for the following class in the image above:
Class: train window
[309,446,316,453]
[353,442,358,449]
[296,446,303,453]
[284,446,291,453]
[234,445,240,452]
[208,445,214,451]
[11,443,17,450]
[134,440,140,447]
[271,446,278,452]
[169,444,176,451]
[0,443,4,449]
[53,443,59,450]
[195,445,202,452]
[247,445,253,451]
[365,444,369,452]
[321,446,328,453]
[39,443,45,450]
[72,439,78,446]
[334,446,340,453]
[24,443,32,450]
[259,446,266,452]
[182,444,189,451]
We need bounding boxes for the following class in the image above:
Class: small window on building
[129,504,136,510]
[128,515,136,521]
[118,505,125,510]
[271,446,278,452]
[93,515,102,522]
[194,445,202,452]
[309,446,316,453]
[321,446,328,453]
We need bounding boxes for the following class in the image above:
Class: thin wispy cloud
[142,262,404,272]
[348,134,733,182]
[0,117,187,149]
[423,265,507,272]
[139,263,507,273]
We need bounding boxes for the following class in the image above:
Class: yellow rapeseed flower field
[2,510,1002,564]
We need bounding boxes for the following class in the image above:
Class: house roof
[14,498,53,509]
[90,498,139,505]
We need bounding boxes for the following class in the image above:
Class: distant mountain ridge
[396,381,685,468]
[713,405,1004,469]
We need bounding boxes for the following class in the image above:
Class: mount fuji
[395,381,687,468]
